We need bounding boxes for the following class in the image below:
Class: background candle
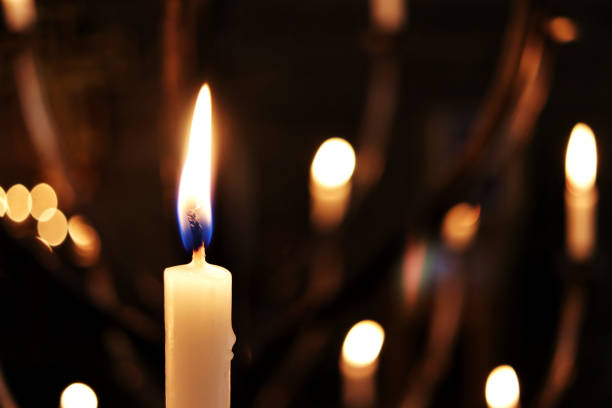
[340,320,385,408]
[564,123,598,262]
[310,137,356,232]
[165,84,235,408]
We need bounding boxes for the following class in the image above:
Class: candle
[340,320,385,408]
[165,84,235,408]
[485,365,520,408]
[310,138,356,231]
[564,123,598,262]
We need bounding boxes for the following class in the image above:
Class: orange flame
[177,84,214,251]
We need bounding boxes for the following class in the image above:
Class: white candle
[340,320,385,408]
[310,138,356,231]
[564,123,598,262]
[165,84,235,408]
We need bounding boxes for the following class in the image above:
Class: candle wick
[193,245,206,265]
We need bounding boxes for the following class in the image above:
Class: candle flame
[311,138,356,189]
[485,365,520,408]
[441,203,481,251]
[565,123,597,193]
[60,383,98,408]
[342,320,385,368]
[177,84,214,251]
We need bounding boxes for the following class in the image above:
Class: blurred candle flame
[342,320,385,368]
[441,203,481,251]
[548,17,578,44]
[0,186,7,217]
[565,123,597,194]
[37,208,68,247]
[310,138,356,230]
[6,184,31,223]
[311,138,356,189]
[177,84,214,251]
[485,365,520,408]
[30,183,58,221]
[1,0,36,32]
[60,382,98,408]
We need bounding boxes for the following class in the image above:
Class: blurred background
[1,0,611,406]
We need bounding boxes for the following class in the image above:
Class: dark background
[1,0,612,406]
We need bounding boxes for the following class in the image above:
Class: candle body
[340,359,377,408]
[310,179,351,231]
[165,261,234,408]
[565,188,597,262]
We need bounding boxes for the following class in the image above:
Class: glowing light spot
[0,186,7,217]
[178,84,214,251]
[441,203,481,251]
[485,365,520,408]
[30,183,58,220]
[342,320,385,368]
[37,208,67,246]
[68,215,101,265]
[6,184,32,222]
[548,17,578,43]
[565,123,597,194]
[60,383,98,408]
[311,138,356,189]
[1,0,36,32]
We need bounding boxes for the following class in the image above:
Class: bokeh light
[485,365,520,408]
[441,203,481,251]
[30,182,58,220]
[1,0,37,32]
[6,184,32,222]
[311,138,356,189]
[0,186,7,217]
[565,123,597,193]
[342,320,385,367]
[548,17,578,44]
[68,215,101,265]
[37,208,68,246]
[60,382,98,408]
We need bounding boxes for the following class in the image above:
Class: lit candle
[340,320,385,408]
[485,365,520,408]
[164,84,235,408]
[564,123,598,262]
[310,138,356,231]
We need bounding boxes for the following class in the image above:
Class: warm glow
[60,383,98,408]
[485,365,520,408]
[6,184,31,222]
[178,84,214,251]
[30,183,58,221]
[68,215,101,265]
[37,208,68,246]
[565,123,597,193]
[342,320,385,367]
[441,203,481,251]
[311,138,356,189]
[1,0,36,32]
[0,186,6,217]
[549,17,578,43]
